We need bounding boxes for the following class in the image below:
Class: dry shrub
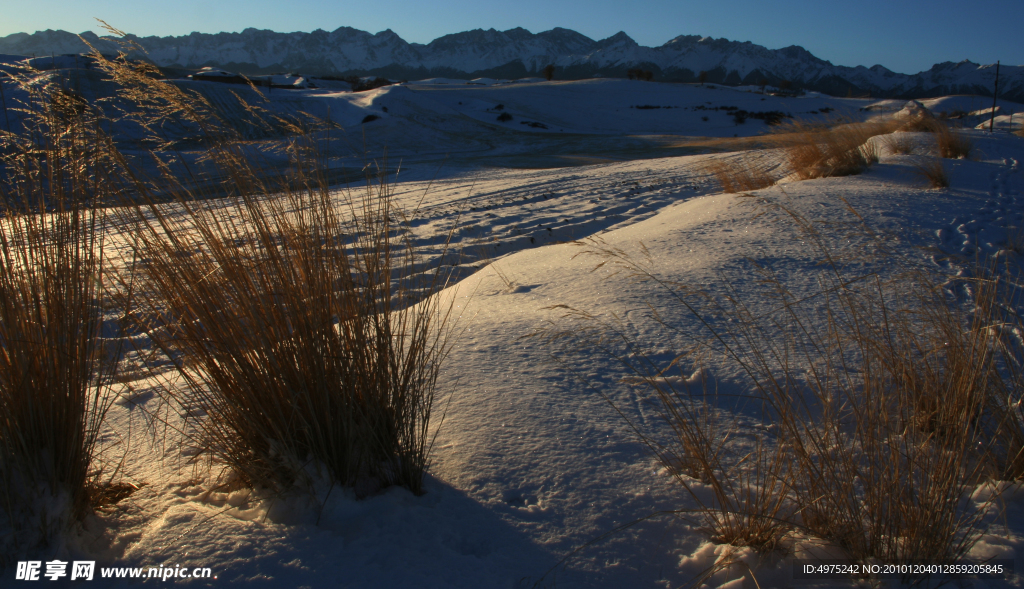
[769,119,896,180]
[913,158,950,188]
[935,125,973,159]
[546,201,1021,577]
[0,71,118,557]
[740,255,996,566]
[116,157,456,496]
[899,110,938,132]
[772,259,1005,565]
[84,42,458,497]
[705,158,776,193]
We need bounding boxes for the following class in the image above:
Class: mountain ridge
[1,26,1020,103]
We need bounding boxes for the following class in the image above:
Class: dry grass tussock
[114,154,458,496]
[935,124,973,159]
[705,158,776,194]
[0,72,121,557]
[706,118,895,195]
[914,158,950,189]
[81,35,460,497]
[899,110,939,133]
[767,118,895,180]
[541,199,1024,579]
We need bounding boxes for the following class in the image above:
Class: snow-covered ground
[12,77,1024,587]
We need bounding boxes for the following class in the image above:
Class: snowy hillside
[67,109,1024,589]
[4,53,1019,177]
[1,26,1021,103]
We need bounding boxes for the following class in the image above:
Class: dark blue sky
[4,0,1022,74]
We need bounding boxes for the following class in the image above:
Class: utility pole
[990,61,1000,133]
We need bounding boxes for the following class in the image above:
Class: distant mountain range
[1,27,1021,103]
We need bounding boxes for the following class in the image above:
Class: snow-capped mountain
[1,27,1020,103]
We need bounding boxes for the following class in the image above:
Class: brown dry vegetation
[914,158,951,188]
[767,118,897,180]
[935,124,974,159]
[704,118,898,191]
[113,156,456,496]
[705,158,776,193]
[710,112,972,195]
[899,111,940,133]
[93,40,458,497]
[0,69,120,558]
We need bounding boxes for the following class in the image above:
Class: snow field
[76,125,1024,587]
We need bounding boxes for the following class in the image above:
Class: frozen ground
[12,76,1024,587]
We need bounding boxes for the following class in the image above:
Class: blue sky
[3,0,1022,74]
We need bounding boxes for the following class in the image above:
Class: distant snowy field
[271,77,1023,169]
[10,70,1024,587]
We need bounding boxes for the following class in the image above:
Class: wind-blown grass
[0,69,119,558]
[935,125,973,159]
[705,158,776,194]
[914,157,951,188]
[113,154,457,496]
[768,118,896,180]
[896,112,973,159]
[82,38,459,497]
[708,118,897,192]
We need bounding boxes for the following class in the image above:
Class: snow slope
[84,141,1024,588]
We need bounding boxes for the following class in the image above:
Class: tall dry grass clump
[913,157,951,188]
[116,157,456,496]
[762,256,1006,565]
[769,119,894,180]
[935,124,973,159]
[898,112,973,159]
[544,200,1023,580]
[0,69,118,556]
[82,38,457,497]
[898,109,938,133]
[705,158,776,194]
